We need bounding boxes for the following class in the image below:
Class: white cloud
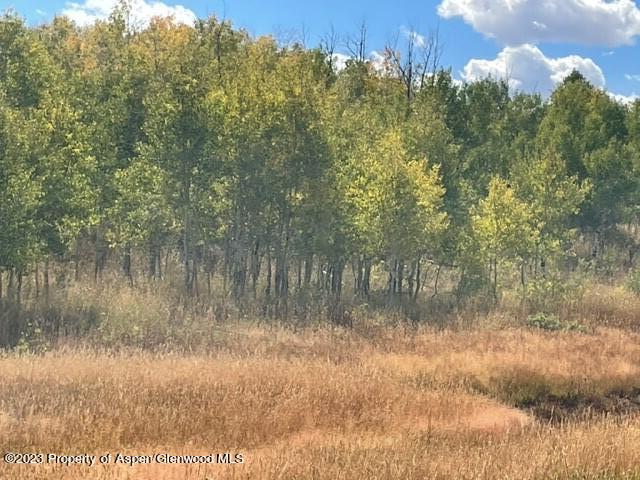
[36,9,47,16]
[462,44,605,96]
[369,50,387,72]
[401,27,427,48]
[626,74,640,81]
[331,53,350,71]
[326,51,392,73]
[609,92,639,104]
[62,0,197,28]
[438,0,640,47]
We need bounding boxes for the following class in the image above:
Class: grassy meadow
[2,282,640,479]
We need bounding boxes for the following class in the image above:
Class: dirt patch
[522,389,640,423]
[460,404,532,433]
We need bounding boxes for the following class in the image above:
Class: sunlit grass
[2,322,640,479]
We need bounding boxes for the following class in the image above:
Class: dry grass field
[3,319,640,479]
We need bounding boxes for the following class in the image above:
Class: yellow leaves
[206,88,226,107]
[339,127,448,258]
[472,177,538,259]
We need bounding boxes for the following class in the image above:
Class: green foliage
[3,9,640,319]
[526,312,586,333]
[0,99,43,270]
[107,158,175,248]
[470,177,537,298]
[626,268,640,295]
[537,72,629,235]
[341,129,447,262]
[526,270,587,312]
[15,319,50,355]
[514,151,588,247]
[525,312,565,331]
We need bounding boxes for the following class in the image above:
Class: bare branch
[386,24,444,110]
[345,21,367,63]
[320,24,339,70]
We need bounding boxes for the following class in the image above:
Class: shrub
[526,270,586,313]
[15,319,50,354]
[526,312,586,333]
[626,268,640,295]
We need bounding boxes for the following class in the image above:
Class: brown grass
[2,323,640,479]
[569,283,640,330]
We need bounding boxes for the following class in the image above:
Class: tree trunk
[388,258,397,298]
[304,254,313,287]
[44,259,50,302]
[397,259,404,296]
[149,243,158,279]
[182,177,192,293]
[16,271,22,304]
[265,251,272,297]
[492,257,498,302]
[94,226,107,283]
[432,264,442,298]
[8,270,14,300]
[123,244,133,287]
[353,256,362,295]
[183,225,191,293]
[363,259,371,297]
[520,261,527,302]
[35,263,40,299]
[192,257,199,298]
[275,251,288,298]
[330,260,344,297]
[413,257,421,301]
[251,239,261,298]
[296,258,302,291]
[157,248,162,280]
[407,260,416,299]
[223,239,230,294]
[75,241,81,282]
[164,249,170,281]
[233,253,247,298]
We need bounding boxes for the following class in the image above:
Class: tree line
[1,5,639,314]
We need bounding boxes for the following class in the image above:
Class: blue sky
[4,0,640,101]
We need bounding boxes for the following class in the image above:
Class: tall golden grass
[2,320,640,479]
